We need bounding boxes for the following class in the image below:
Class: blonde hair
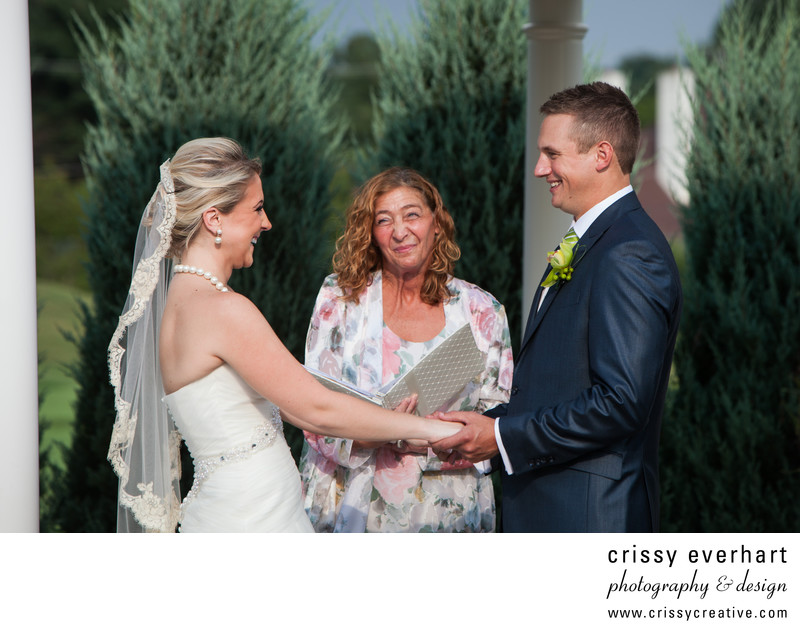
[167,137,262,258]
[333,167,460,305]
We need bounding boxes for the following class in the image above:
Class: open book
[306,322,485,416]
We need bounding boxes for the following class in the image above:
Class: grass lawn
[37,280,90,469]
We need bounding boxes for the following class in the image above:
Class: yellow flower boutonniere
[541,229,579,288]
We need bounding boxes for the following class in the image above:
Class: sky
[311,0,733,69]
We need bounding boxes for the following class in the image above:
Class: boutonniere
[541,230,581,288]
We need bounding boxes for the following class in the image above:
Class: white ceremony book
[306,322,485,416]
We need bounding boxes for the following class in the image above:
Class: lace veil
[107,160,181,533]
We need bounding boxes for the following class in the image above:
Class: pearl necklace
[173,264,229,292]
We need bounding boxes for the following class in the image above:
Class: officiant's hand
[389,394,428,453]
[354,394,419,450]
[429,411,499,463]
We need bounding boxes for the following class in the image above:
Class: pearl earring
[215,228,222,245]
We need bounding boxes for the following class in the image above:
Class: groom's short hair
[540,82,640,175]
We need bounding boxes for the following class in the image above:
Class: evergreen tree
[29,0,128,173]
[366,0,528,349]
[327,33,381,147]
[44,0,340,531]
[660,0,800,531]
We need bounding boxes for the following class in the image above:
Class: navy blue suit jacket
[493,192,682,532]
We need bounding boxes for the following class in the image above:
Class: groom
[433,82,682,532]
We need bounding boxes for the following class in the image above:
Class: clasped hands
[383,410,498,461]
[403,397,498,461]
[355,397,499,461]
[429,410,499,464]
[354,395,430,452]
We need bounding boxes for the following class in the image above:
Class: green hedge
[661,0,800,532]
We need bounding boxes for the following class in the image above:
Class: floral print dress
[299,271,513,532]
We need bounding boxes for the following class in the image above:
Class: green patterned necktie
[562,227,578,249]
[540,227,579,288]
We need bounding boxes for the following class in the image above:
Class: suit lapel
[520,276,557,351]
[518,191,641,357]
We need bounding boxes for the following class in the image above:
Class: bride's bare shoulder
[213,289,268,323]
[160,289,271,392]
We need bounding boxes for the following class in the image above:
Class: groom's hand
[430,411,499,463]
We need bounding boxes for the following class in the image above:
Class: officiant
[299,167,513,532]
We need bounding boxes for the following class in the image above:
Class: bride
[107,137,458,532]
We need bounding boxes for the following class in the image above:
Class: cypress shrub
[661,0,800,531]
[44,0,340,531]
[366,0,528,349]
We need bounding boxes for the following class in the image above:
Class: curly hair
[332,167,460,305]
[167,137,262,259]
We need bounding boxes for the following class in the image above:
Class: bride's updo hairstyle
[167,137,262,258]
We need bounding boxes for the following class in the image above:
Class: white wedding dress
[164,364,314,532]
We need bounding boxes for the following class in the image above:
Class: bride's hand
[425,417,464,443]
[392,438,429,453]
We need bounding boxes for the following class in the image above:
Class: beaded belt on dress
[179,406,283,518]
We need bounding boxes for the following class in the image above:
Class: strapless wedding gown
[164,364,314,532]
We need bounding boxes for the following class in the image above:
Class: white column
[656,67,695,207]
[522,0,586,335]
[0,0,40,532]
